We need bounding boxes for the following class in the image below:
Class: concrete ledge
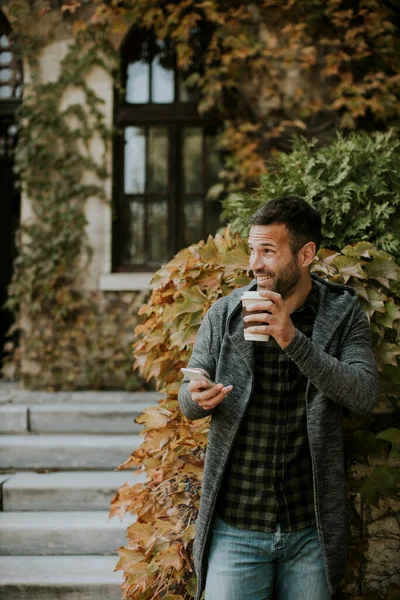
[3,470,146,511]
[99,272,154,291]
[0,511,134,555]
[0,555,123,600]
[0,434,141,470]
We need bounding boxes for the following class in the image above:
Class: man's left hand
[243,290,296,349]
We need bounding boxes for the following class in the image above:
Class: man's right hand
[188,380,233,411]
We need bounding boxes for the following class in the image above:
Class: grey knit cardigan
[178,273,379,600]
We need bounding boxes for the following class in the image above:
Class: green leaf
[360,465,400,505]
[332,256,367,283]
[375,342,400,368]
[182,523,196,543]
[375,300,400,328]
[376,428,400,446]
[342,242,374,258]
[390,446,400,460]
[359,478,381,505]
[189,311,203,327]
[373,464,400,488]
[366,258,399,285]
[221,247,249,271]
[186,577,198,597]
[174,287,208,317]
[353,430,387,456]
[349,279,369,301]
[206,183,224,201]
[367,287,388,304]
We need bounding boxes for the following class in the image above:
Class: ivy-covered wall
[1,4,148,389]
[2,0,400,396]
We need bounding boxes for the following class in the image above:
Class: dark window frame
[112,30,221,273]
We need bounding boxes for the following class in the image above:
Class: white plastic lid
[242,291,263,299]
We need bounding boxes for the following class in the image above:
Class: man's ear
[298,242,316,267]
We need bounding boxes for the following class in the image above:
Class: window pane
[151,55,174,103]
[0,68,11,82]
[126,62,149,104]
[124,199,145,264]
[183,128,203,193]
[0,35,8,48]
[184,196,203,247]
[124,127,146,194]
[148,198,168,263]
[0,85,12,99]
[148,128,168,192]
[0,51,12,66]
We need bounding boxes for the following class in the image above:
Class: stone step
[0,382,162,406]
[30,403,152,434]
[0,402,154,434]
[0,405,28,433]
[0,434,140,470]
[2,470,145,511]
[0,511,133,555]
[0,555,123,599]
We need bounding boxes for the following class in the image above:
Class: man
[178,196,379,600]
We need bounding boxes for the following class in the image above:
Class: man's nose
[249,253,264,271]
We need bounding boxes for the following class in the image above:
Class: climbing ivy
[2,3,129,387]
[63,0,400,193]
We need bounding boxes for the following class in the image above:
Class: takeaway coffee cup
[242,291,270,342]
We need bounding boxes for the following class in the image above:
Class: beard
[255,257,301,298]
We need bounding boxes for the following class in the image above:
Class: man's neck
[284,277,313,315]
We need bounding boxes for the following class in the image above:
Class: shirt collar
[294,280,319,315]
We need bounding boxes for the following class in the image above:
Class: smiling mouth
[257,275,274,282]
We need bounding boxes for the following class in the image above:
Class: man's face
[248,223,302,297]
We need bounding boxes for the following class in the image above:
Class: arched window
[113,29,222,271]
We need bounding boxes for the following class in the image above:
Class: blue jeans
[205,516,331,600]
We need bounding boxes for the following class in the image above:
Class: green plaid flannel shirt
[217,282,319,533]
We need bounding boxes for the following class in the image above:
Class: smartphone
[180,367,216,388]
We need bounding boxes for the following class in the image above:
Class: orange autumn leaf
[153,543,184,571]
[135,407,170,429]
[115,547,147,571]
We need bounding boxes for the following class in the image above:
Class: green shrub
[111,229,400,599]
[223,131,400,259]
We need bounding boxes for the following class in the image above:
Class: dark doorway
[0,117,20,365]
[0,11,22,369]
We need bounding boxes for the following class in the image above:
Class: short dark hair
[248,196,322,254]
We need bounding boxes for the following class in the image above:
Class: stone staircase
[0,382,160,599]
